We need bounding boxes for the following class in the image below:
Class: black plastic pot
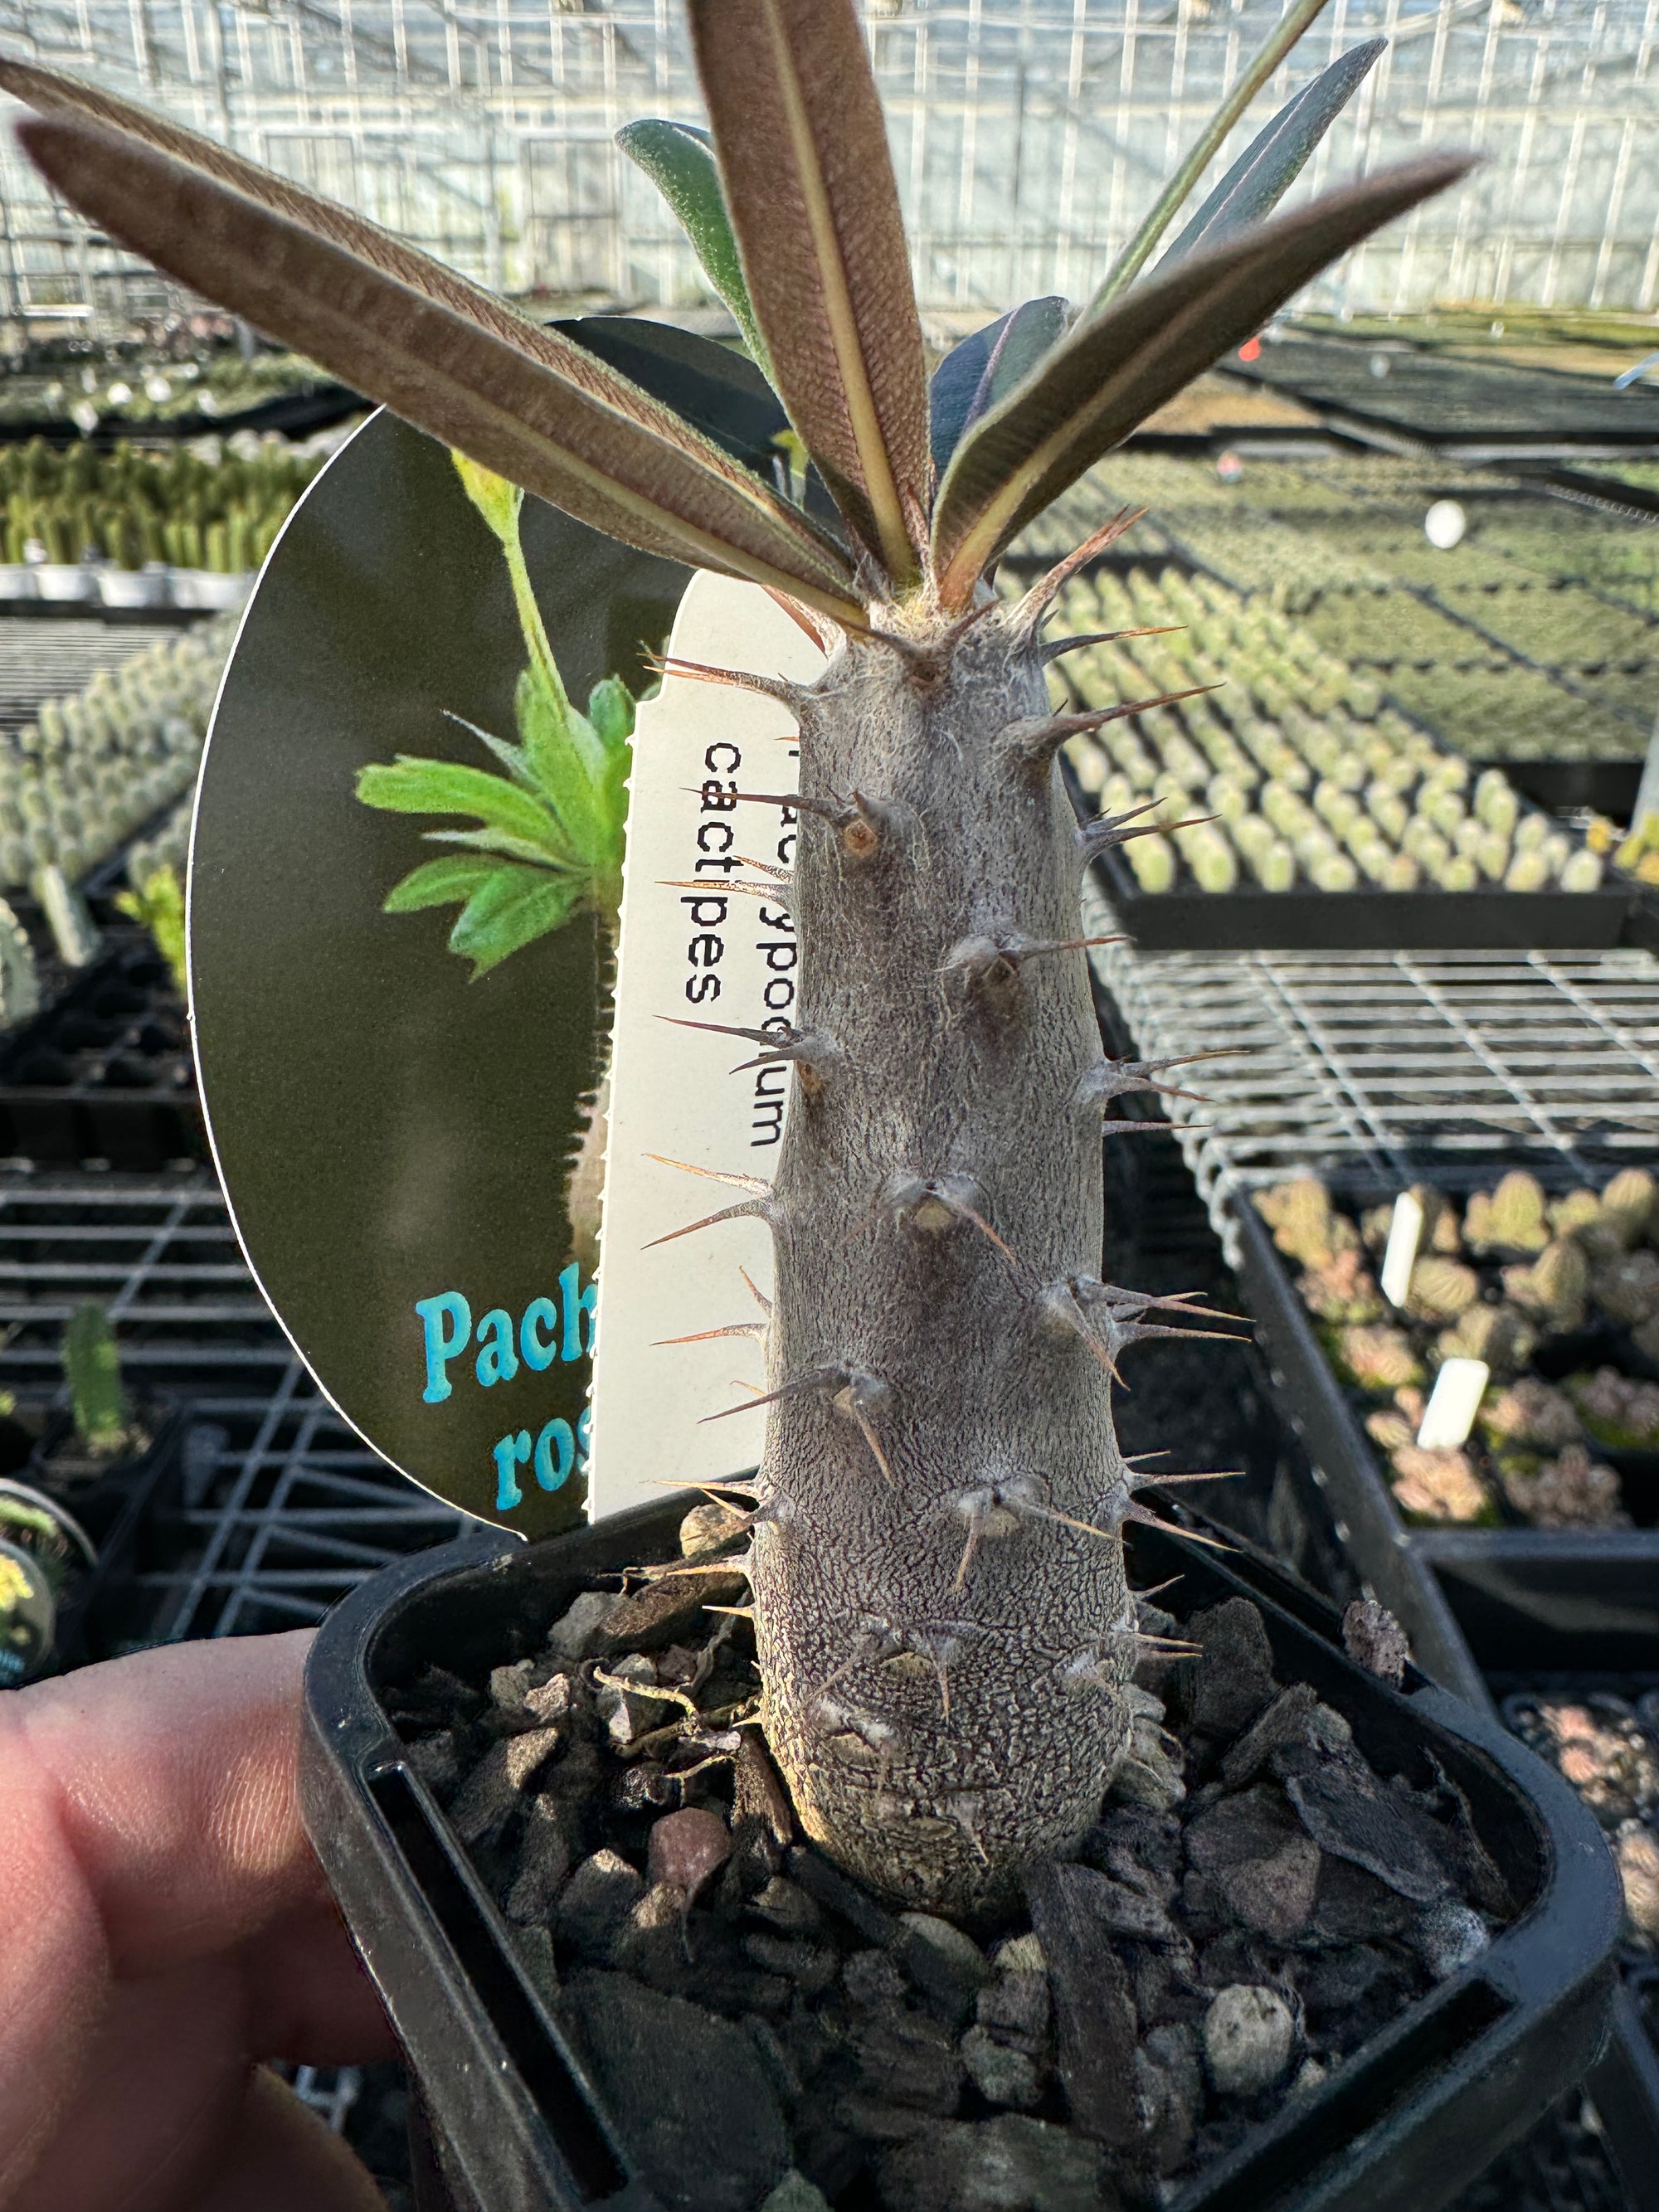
[7,1401,188,1674]
[300,1495,1622,2212]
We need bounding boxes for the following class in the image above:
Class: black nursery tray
[0,932,204,1169]
[1061,760,1637,953]
[1092,843,1634,951]
[300,1495,1620,2212]
[1228,1192,1659,1709]
[1424,1550,1659,2210]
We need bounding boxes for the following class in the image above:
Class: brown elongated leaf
[931,153,1472,609]
[12,109,863,621]
[689,0,929,589]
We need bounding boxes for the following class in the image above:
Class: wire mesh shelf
[1084,875,1659,1248]
[0,1169,466,1644]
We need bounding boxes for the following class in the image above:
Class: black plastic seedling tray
[1059,759,1637,953]
[1090,842,1636,951]
[300,1495,1621,2212]
[0,932,203,1169]
[1423,1550,1659,2211]
[1228,1195,1659,1708]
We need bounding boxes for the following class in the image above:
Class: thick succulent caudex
[6,5,1467,1908]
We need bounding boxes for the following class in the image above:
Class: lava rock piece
[1307,1854,1415,1942]
[747,1876,822,1937]
[1185,1599,1279,1739]
[510,1921,560,2006]
[1025,1861,1145,2149]
[975,1970,1051,2054]
[385,1662,481,1728]
[505,1795,572,1923]
[1185,1783,1321,1941]
[848,2007,966,2114]
[895,1911,991,2027]
[1203,1984,1295,2098]
[1140,2041,1200,2176]
[878,2115,1112,2212]
[1080,1804,1183,1889]
[1342,1598,1410,1687]
[786,1845,898,1946]
[743,1932,839,1994]
[844,1947,908,2010]
[558,1969,790,2212]
[445,1723,563,1847]
[1282,1758,1453,1903]
[546,1589,614,1661]
[552,1847,645,1962]
[961,2025,1044,2110]
[735,1737,797,1847]
[1077,1865,1180,1944]
[402,1730,460,1796]
[1219,1685,1319,1789]
[648,1806,734,1899]
[594,1571,749,1655]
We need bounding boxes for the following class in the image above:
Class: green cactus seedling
[64,1301,134,1460]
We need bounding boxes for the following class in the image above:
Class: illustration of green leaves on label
[191,320,795,1536]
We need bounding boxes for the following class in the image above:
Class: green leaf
[422,826,587,868]
[515,668,608,858]
[382,853,503,913]
[929,297,1068,475]
[356,756,574,862]
[586,675,635,751]
[1158,41,1387,268]
[615,120,774,382]
[449,864,586,978]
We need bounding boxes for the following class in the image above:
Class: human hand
[1,1631,397,2212]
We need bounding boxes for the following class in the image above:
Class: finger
[10,1631,324,1976]
[241,1903,399,2068]
[2,1938,392,2212]
[193,2068,389,2212]
[1,1631,392,2199]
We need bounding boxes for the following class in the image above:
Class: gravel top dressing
[383,1522,1513,2212]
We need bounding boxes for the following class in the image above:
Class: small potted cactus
[28,1301,149,1485]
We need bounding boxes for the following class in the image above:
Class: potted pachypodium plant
[0,0,1468,1878]
[5,17,1620,2211]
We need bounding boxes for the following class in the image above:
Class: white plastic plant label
[586,571,824,1515]
[1380,1190,1425,1310]
[1416,1358,1490,1451]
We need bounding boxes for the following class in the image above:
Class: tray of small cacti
[1047,558,1635,948]
[0,345,343,433]
[0,615,232,902]
[1233,1165,1659,1543]
[0,434,323,607]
